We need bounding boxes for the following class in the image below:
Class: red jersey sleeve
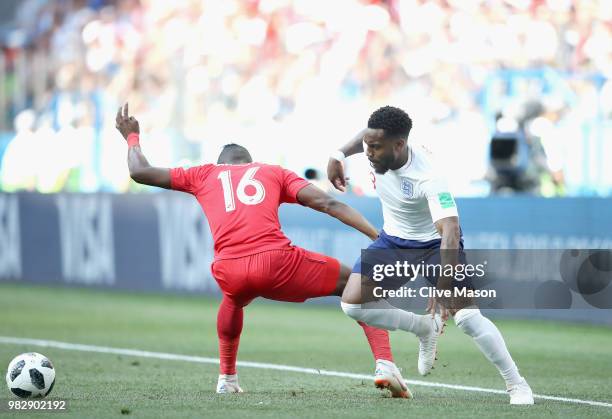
[280,168,310,204]
[169,164,214,194]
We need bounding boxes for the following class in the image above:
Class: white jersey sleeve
[422,177,459,223]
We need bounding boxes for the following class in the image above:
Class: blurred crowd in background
[0,0,611,196]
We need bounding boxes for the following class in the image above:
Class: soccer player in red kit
[115,104,411,398]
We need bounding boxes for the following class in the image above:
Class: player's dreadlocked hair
[217,143,253,164]
[367,106,413,140]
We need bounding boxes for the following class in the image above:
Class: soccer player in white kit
[328,106,534,405]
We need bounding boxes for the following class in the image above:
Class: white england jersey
[369,143,459,241]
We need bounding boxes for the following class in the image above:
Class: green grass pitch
[0,283,611,418]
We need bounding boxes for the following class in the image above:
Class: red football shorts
[211,247,340,305]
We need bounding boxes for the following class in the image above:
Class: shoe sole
[419,320,446,376]
[216,385,244,394]
[510,397,534,405]
[374,378,412,399]
[418,347,438,376]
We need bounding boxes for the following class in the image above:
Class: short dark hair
[217,143,253,164]
[367,106,412,140]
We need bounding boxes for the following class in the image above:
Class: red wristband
[127,133,140,148]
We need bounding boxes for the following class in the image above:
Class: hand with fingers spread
[115,103,140,141]
[427,296,450,323]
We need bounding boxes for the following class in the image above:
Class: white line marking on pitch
[1,336,610,408]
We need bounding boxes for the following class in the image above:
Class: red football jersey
[169,163,310,259]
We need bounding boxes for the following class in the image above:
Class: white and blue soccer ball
[5,353,56,398]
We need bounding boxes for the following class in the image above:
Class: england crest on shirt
[400,178,414,198]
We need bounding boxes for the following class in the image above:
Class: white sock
[454,307,523,387]
[341,300,431,337]
[376,359,397,368]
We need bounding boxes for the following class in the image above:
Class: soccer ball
[5,353,56,398]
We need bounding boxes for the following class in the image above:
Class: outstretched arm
[327,128,369,192]
[433,216,461,320]
[297,184,378,241]
[435,216,461,253]
[115,103,171,189]
[339,128,368,157]
[435,216,461,284]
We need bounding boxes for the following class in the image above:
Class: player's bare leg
[330,264,352,296]
[332,266,410,398]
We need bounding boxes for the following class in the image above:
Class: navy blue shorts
[353,230,471,289]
